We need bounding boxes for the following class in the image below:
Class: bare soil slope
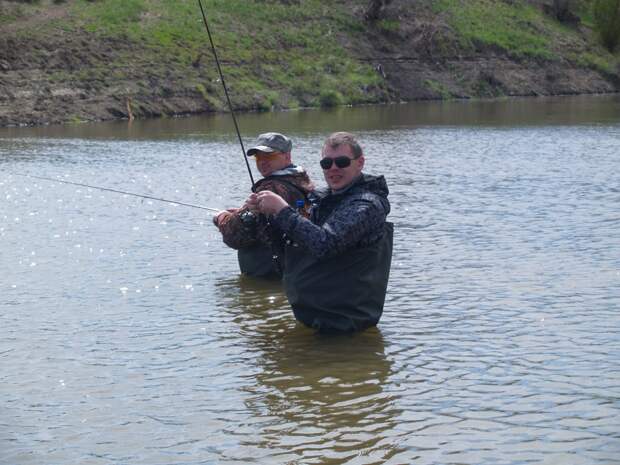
[0,0,618,127]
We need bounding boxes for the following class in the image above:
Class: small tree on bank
[364,0,393,22]
[552,0,579,23]
[593,0,620,52]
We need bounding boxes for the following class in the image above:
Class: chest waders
[283,222,393,333]
[237,243,282,279]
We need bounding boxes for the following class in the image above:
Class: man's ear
[285,152,292,163]
[357,155,365,170]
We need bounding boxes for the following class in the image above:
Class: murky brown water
[1,95,620,464]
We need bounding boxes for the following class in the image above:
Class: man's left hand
[213,208,238,227]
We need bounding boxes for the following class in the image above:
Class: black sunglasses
[320,156,356,170]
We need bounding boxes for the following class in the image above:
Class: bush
[318,89,343,108]
[593,0,620,52]
[550,0,580,24]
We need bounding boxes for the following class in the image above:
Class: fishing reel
[239,210,258,234]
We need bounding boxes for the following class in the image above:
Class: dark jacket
[216,166,314,278]
[273,174,390,259]
[273,174,393,332]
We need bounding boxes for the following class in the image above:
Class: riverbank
[1,0,618,127]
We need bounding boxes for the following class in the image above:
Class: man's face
[254,151,291,177]
[321,144,364,191]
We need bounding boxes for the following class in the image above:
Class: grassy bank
[0,0,618,126]
[434,0,618,71]
[32,0,387,110]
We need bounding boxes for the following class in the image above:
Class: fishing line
[5,3,254,214]
[6,171,220,213]
[197,0,255,189]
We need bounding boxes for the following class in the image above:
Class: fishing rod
[6,172,220,213]
[197,0,255,189]
[5,4,252,214]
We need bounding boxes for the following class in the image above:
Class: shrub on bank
[319,89,343,108]
[593,0,620,51]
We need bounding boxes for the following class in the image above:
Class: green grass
[0,10,20,25]
[63,0,385,109]
[0,2,32,27]
[571,51,617,73]
[3,0,616,115]
[377,18,400,33]
[434,0,556,59]
[424,79,452,99]
[577,1,596,28]
[434,0,620,70]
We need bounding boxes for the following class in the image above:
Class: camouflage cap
[246,132,292,156]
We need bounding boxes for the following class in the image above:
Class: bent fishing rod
[197,0,255,189]
[6,171,220,213]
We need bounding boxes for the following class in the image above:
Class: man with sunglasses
[246,132,393,333]
[213,132,314,279]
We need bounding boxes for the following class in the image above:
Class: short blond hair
[323,132,363,158]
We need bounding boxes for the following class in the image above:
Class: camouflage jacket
[272,174,390,260]
[215,165,314,250]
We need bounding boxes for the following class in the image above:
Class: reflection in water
[215,277,403,464]
[1,94,618,141]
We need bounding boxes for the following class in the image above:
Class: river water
[1,95,619,465]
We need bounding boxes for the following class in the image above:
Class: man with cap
[213,132,314,279]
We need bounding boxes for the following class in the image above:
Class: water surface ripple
[1,97,619,464]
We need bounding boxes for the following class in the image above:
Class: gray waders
[283,222,393,333]
[238,244,282,279]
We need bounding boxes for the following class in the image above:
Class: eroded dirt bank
[1,0,618,127]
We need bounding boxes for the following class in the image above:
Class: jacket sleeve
[272,195,387,260]
[216,208,258,249]
[217,177,308,250]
